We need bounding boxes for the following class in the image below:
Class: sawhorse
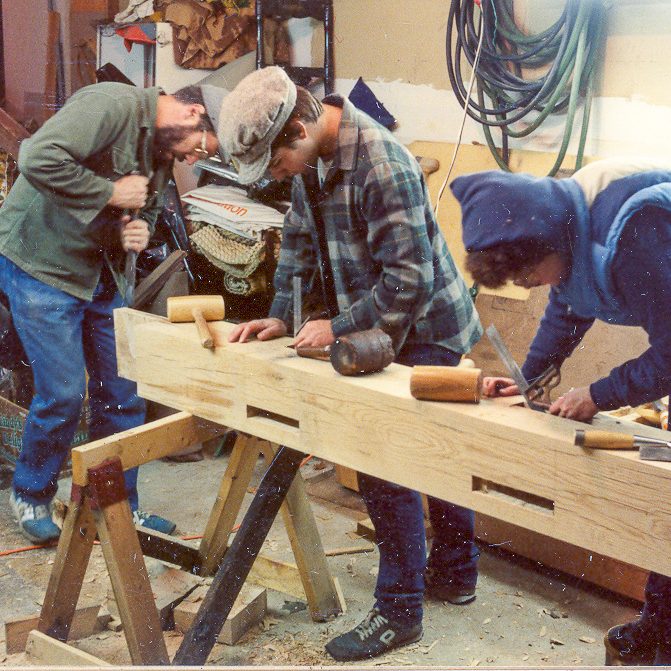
[34,411,343,666]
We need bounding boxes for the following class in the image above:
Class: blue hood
[451,171,585,256]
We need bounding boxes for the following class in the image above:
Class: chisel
[574,429,671,461]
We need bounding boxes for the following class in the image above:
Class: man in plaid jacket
[219,67,483,662]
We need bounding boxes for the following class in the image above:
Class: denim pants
[0,255,145,509]
[357,343,479,626]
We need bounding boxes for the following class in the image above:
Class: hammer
[296,328,395,376]
[166,295,225,349]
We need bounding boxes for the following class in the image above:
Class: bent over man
[451,158,671,666]
[0,81,224,542]
[217,66,483,662]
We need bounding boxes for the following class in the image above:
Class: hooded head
[451,170,579,254]
[451,171,579,288]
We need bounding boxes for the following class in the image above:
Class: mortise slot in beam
[472,476,554,515]
[246,406,300,429]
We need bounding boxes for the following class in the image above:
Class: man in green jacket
[0,81,224,542]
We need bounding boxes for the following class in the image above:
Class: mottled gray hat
[200,84,227,133]
[217,67,297,184]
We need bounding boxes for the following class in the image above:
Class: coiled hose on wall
[446,0,605,175]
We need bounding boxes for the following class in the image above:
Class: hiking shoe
[325,607,422,661]
[425,581,476,605]
[132,510,176,535]
[604,619,658,666]
[425,567,476,605]
[10,491,60,544]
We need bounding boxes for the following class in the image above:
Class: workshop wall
[328,0,671,157]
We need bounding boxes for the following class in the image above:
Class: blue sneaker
[10,491,60,544]
[132,509,176,535]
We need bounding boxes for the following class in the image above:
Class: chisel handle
[574,429,635,450]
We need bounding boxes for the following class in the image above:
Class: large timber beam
[114,308,671,577]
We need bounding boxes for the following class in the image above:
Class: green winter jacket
[0,82,172,300]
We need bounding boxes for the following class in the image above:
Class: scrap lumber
[25,630,110,666]
[174,583,267,645]
[113,308,671,578]
[5,604,100,654]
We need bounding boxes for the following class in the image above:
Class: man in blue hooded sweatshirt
[451,157,671,666]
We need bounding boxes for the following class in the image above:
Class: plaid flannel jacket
[268,96,482,354]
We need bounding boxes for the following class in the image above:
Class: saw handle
[574,429,635,450]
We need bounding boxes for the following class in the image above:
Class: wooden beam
[114,308,671,578]
[71,411,226,485]
[25,630,111,666]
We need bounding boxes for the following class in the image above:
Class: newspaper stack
[181,184,285,241]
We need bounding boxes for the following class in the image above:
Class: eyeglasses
[193,129,209,158]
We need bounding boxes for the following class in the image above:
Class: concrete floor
[0,451,640,667]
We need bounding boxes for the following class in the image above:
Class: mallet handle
[192,308,215,349]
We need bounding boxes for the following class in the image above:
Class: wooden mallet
[166,295,225,350]
[410,365,483,403]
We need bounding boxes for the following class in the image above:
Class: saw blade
[485,324,545,411]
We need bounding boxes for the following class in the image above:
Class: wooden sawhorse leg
[260,441,341,621]
[198,435,342,621]
[174,445,303,666]
[38,491,96,642]
[38,457,170,666]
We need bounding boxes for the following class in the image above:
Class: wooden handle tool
[410,366,482,403]
[295,344,331,361]
[166,295,225,350]
[574,429,635,450]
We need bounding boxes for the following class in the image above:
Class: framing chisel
[574,429,671,461]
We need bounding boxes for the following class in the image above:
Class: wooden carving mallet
[166,295,225,350]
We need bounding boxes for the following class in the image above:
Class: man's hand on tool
[120,216,150,253]
[548,385,597,421]
[108,174,149,210]
[293,319,334,349]
[482,376,518,397]
[228,318,287,343]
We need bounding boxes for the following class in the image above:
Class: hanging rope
[446,0,605,176]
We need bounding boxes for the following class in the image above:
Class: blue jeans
[0,256,144,509]
[357,343,479,626]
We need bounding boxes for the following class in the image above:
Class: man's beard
[153,122,202,160]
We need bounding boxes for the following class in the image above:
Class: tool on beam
[293,327,395,376]
[574,429,671,462]
[167,295,225,349]
[292,275,302,337]
[485,324,560,412]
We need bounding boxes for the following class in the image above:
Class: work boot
[425,566,477,605]
[604,618,658,666]
[10,491,60,544]
[132,509,176,535]
[325,607,422,661]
